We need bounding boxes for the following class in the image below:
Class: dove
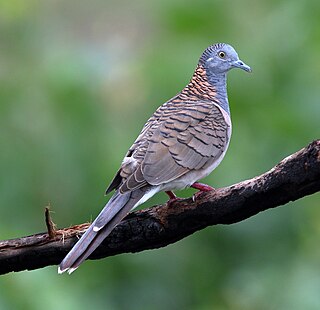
[58,43,251,274]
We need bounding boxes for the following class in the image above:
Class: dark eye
[218,51,226,59]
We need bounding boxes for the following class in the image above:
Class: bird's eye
[218,51,226,59]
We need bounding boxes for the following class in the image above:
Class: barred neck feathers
[176,65,230,114]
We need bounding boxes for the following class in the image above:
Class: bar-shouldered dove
[59,43,251,274]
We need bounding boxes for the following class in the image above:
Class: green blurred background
[0,0,319,309]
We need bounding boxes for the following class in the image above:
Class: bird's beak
[232,59,252,72]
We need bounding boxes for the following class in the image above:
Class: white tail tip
[58,266,66,274]
[58,266,78,275]
[67,267,77,275]
[93,225,102,232]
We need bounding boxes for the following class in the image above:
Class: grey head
[199,43,251,76]
[197,43,251,114]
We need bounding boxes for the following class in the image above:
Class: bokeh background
[0,0,319,309]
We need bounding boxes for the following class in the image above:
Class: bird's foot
[191,182,215,201]
[165,191,183,206]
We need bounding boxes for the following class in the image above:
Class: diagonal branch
[0,140,319,275]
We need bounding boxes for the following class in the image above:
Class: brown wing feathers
[107,101,228,191]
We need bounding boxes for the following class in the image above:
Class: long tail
[58,188,146,274]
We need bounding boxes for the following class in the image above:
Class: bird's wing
[141,101,230,186]
[106,100,230,194]
[105,120,154,194]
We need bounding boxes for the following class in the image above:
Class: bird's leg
[191,182,215,192]
[165,191,183,206]
[191,182,215,201]
[165,191,177,200]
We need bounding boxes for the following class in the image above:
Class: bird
[58,43,251,274]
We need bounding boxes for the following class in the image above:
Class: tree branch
[1,140,319,275]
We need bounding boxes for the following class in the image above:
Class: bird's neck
[206,71,230,114]
[177,65,230,114]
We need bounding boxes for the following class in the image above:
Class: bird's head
[200,43,251,75]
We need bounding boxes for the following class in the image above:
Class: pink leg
[191,182,215,201]
[165,191,183,206]
[191,182,214,192]
[165,191,177,200]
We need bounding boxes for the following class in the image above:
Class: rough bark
[0,140,319,275]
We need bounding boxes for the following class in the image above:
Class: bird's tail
[58,189,146,274]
